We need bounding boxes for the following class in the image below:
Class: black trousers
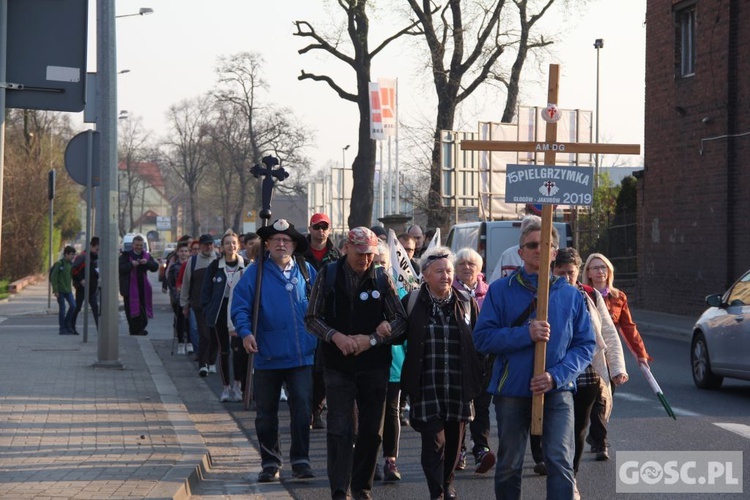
[324,366,388,498]
[72,285,99,330]
[415,418,465,499]
[123,296,147,335]
[573,383,601,473]
[461,390,491,458]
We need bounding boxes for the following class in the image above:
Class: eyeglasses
[521,241,541,250]
[269,236,293,245]
[589,265,608,273]
[311,223,329,231]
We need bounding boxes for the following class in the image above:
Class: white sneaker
[186,343,194,354]
[177,344,186,355]
[231,382,243,402]
[208,364,217,374]
[280,387,288,402]
[220,386,231,402]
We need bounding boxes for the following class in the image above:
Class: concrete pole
[95,0,122,368]
[0,0,8,271]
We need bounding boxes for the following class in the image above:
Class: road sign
[64,131,100,186]
[505,164,594,206]
[156,216,171,230]
[6,0,88,112]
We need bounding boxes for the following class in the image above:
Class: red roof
[118,161,166,194]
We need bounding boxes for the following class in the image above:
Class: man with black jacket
[303,213,341,429]
[306,227,407,500]
[71,237,100,332]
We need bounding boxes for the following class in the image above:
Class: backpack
[295,255,312,299]
[71,254,86,282]
[49,259,64,283]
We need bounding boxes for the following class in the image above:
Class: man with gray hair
[473,218,595,499]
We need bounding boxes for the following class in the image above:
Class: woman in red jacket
[582,252,652,461]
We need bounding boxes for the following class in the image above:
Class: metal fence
[577,210,638,298]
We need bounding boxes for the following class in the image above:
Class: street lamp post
[115,7,153,18]
[341,145,349,233]
[594,38,604,190]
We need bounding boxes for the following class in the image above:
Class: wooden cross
[461,64,640,436]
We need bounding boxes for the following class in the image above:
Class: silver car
[691,269,750,389]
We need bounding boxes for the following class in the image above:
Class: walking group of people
[85,212,650,500]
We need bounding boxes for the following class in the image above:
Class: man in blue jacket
[231,219,317,483]
[473,219,595,500]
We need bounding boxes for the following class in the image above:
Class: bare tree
[118,115,150,235]
[214,52,313,227]
[407,0,558,228]
[294,1,420,228]
[163,96,212,236]
[1,110,79,278]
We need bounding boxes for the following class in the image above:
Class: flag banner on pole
[424,227,441,253]
[639,363,677,420]
[387,229,420,293]
[378,78,397,137]
[369,82,386,141]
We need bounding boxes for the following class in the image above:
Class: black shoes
[311,412,325,429]
[593,446,610,461]
[533,461,547,476]
[257,466,280,483]
[292,464,315,479]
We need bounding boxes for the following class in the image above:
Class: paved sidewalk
[0,280,209,500]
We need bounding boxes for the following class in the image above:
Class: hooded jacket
[201,255,248,328]
[473,267,596,397]
[230,255,317,370]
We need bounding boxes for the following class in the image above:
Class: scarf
[128,251,153,318]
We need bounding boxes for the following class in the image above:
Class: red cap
[310,213,331,226]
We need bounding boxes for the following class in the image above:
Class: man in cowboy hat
[231,219,318,483]
[305,227,407,500]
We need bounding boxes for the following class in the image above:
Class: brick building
[639,0,750,315]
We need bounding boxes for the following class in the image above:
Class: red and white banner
[369,78,397,141]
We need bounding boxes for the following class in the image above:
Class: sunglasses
[521,241,541,250]
[311,223,330,230]
[427,253,450,261]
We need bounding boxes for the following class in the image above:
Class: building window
[676,5,696,77]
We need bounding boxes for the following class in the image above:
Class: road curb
[137,336,213,499]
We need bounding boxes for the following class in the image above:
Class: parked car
[121,233,150,253]
[691,269,750,389]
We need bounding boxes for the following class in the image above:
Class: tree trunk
[349,74,376,229]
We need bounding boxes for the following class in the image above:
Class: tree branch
[297,70,358,102]
[293,20,355,66]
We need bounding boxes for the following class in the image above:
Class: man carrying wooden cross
[473,218,595,499]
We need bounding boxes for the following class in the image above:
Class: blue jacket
[230,255,317,370]
[473,268,596,397]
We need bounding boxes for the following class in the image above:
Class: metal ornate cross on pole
[461,64,641,436]
[243,155,288,409]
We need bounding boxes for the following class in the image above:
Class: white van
[121,233,150,253]
[446,220,572,275]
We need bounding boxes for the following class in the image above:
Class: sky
[99,0,647,171]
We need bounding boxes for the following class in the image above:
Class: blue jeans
[253,366,313,470]
[324,366,388,498]
[189,309,199,352]
[57,292,76,332]
[494,392,575,500]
